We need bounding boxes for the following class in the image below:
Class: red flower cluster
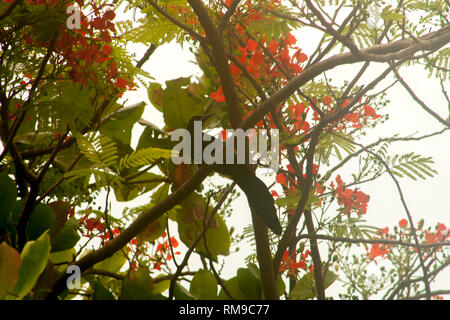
[18,1,135,92]
[368,243,390,260]
[209,0,308,115]
[368,227,391,260]
[288,102,310,133]
[279,249,310,274]
[78,208,104,236]
[54,3,118,86]
[152,232,181,271]
[332,175,370,216]
[425,223,449,244]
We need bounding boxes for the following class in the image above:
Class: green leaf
[114,172,164,202]
[7,232,51,299]
[290,270,339,300]
[50,219,80,252]
[153,278,170,294]
[94,252,127,274]
[136,119,173,150]
[48,201,71,240]
[27,203,55,241]
[147,82,163,112]
[119,147,173,169]
[162,77,205,130]
[49,248,75,266]
[218,277,247,300]
[119,270,165,300]
[174,282,196,300]
[275,192,318,211]
[0,242,21,299]
[76,132,119,169]
[190,269,218,300]
[100,102,146,145]
[137,213,167,243]
[0,173,17,229]
[381,9,405,22]
[59,83,93,133]
[93,281,116,300]
[237,267,261,300]
[178,212,230,260]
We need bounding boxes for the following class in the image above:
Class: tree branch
[187,0,242,128]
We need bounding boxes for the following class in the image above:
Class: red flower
[399,219,408,229]
[268,40,279,54]
[115,78,128,89]
[210,86,226,102]
[285,33,297,46]
[293,49,308,63]
[368,243,390,260]
[230,63,240,76]
[276,173,287,187]
[271,190,280,198]
[323,96,332,105]
[169,237,179,248]
[344,113,359,123]
[379,227,389,236]
[246,39,258,51]
[363,105,376,117]
[103,10,116,21]
[102,45,113,55]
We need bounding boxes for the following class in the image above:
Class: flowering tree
[0,0,449,300]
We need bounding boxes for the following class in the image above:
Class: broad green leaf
[153,278,170,294]
[27,203,55,241]
[237,267,261,300]
[136,119,174,150]
[5,200,55,241]
[93,281,116,300]
[49,248,75,266]
[218,277,247,300]
[290,270,339,300]
[48,201,71,239]
[94,252,127,274]
[114,172,164,202]
[178,212,230,260]
[7,232,51,299]
[14,132,55,147]
[173,282,195,300]
[147,82,163,112]
[50,219,80,252]
[0,243,21,299]
[100,102,146,145]
[119,269,164,300]
[137,214,167,243]
[190,269,218,300]
[59,83,93,133]
[162,77,205,130]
